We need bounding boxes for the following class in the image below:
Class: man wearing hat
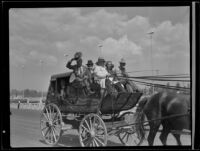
[106,61,126,92]
[93,57,110,100]
[117,58,140,92]
[86,60,95,84]
[66,52,94,94]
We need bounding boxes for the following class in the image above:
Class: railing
[10,102,45,110]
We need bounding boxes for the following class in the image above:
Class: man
[86,60,95,84]
[105,61,126,92]
[66,52,93,94]
[117,58,140,92]
[93,57,110,100]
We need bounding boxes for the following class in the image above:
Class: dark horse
[138,91,190,146]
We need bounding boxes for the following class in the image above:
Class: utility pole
[147,31,154,94]
[40,60,44,100]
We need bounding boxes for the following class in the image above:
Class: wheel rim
[40,103,62,145]
[118,112,144,146]
[79,113,107,147]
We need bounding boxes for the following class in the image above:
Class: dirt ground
[10,108,191,147]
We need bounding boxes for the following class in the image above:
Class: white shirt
[94,65,109,79]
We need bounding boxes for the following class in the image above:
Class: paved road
[10,108,191,147]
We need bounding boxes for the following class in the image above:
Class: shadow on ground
[39,133,123,147]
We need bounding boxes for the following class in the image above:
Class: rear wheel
[118,111,145,146]
[79,113,107,147]
[40,103,63,146]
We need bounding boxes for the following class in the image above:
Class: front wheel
[118,111,145,146]
[40,103,63,146]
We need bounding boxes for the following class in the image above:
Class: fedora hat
[74,52,82,60]
[119,58,126,64]
[106,61,112,66]
[96,57,105,65]
[86,60,94,66]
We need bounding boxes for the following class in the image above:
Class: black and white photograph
[6,2,197,148]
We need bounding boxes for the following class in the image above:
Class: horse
[137,91,191,146]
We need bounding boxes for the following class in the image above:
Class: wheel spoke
[94,136,104,146]
[93,138,99,147]
[52,127,57,143]
[89,116,93,130]
[85,138,91,147]
[42,126,48,131]
[81,124,90,133]
[92,139,95,147]
[44,127,51,137]
[53,112,58,121]
[95,133,104,138]
[84,119,91,131]
[53,118,59,124]
[45,107,50,120]
[53,126,60,136]
[41,119,48,123]
[43,113,49,121]
[49,106,52,120]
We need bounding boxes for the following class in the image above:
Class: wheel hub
[90,129,95,137]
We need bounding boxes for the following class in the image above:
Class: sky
[9,7,190,91]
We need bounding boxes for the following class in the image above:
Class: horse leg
[159,120,171,145]
[147,122,160,146]
[159,122,170,145]
[172,133,182,145]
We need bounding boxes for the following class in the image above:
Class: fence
[10,102,45,110]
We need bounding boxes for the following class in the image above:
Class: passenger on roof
[117,58,140,92]
[86,60,95,84]
[105,61,126,92]
[93,57,110,99]
[66,52,94,94]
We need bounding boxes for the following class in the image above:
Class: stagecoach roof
[50,72,71,81]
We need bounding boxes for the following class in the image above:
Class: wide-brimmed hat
[96,57,105,65]
[74,52,82,59]
[86,60,94,66]
[119,58,126,64]
[106,61,113,66]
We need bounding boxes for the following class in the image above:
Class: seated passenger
[105,61,126,92]
[93,57,110,100]
[117,58,140,92]
[86,60,95,84]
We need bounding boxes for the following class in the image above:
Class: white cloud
[29,50,57,66]
[102,35,142,64]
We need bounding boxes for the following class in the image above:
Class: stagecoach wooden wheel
[40,103,63,146]
[118,111,144,146]
[79,113,107,147]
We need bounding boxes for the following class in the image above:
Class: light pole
[98,44,103,57]
[22,65,25,98]
[40,60,44,100]
[147,31,154,94]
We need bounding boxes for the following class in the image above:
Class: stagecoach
[40,72,145,147]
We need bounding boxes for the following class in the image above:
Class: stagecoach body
[40,72,145,147]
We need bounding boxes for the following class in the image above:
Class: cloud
[29,50,57,66]
[9,8,190,89]
[101,35,142,65]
